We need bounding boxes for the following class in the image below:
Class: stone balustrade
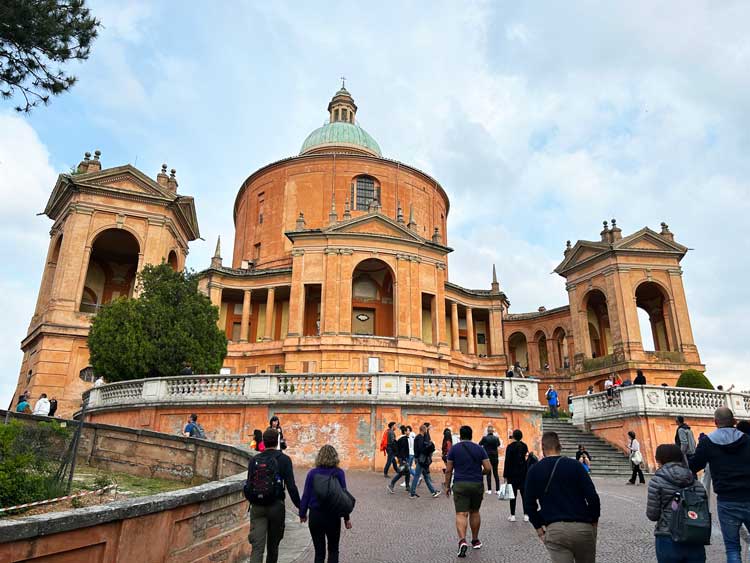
[572,385,750,425]
[84,373,543,411]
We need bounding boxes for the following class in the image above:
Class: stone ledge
[0,473,246,543]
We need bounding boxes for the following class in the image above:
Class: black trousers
[309,508,342,563]
[486,453,500,491]
[629,462,645,484]
[249,500,285,563]
[509,480,525,516]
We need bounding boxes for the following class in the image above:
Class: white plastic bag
[498,483,515,500]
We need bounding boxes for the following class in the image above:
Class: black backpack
[244,452,283,505]
[313,473,356,517]
[669,483,711,545]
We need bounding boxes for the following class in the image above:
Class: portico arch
[351,258,394,337]
[79,228,140,313]
[508,332,528,370]
[535,330,549,370]
[584,289,611,358]
[635,281,674,351]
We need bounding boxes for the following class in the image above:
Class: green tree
[0,0,100,112]
[676,369,714,390]
[88,264,227,381]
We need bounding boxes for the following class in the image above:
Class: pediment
[325,213,425,242]
[554,241,608,274]
[615,228,687,253]
[75,165,175,200]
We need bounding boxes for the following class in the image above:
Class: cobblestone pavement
[284,470,741,563]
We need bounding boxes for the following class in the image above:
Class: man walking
[410,424,441,499]
[479,425,501,494]
[246,428,301,563]
[445,425,492,557]
[674,416,697,459]
[388,425,411,493]
[383,421,398,477]
[689,407,750,563]
[524,431,601,563]
[546,385,560,418]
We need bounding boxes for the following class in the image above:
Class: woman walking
[502,429,529,521]
[269,415,287,450]
[441,428,453,468]
[300,445,352,563]
[646,444,707,562]
[627,430,646,485]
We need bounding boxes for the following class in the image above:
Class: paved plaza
[283,469,741,563]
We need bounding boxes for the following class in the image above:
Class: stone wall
[0,413,252,563]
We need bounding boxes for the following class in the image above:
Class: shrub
[676,369,714,390]
[0,420,70,507]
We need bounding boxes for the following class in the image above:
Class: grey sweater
[646,462,704,536]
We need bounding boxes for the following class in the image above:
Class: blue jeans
[655,536,705,562]
[410,464,436,495]
[383,450,397,476]
[407,454,415,476]
[717,499,750,563]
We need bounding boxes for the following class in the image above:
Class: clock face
[356,313,370,322]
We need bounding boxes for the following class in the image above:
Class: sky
[1,1,748,404]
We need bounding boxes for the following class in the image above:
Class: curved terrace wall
[83,373,545,470]
[0,413,253,563]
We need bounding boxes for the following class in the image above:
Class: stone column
[240,289,252,342]
[546,337,556,371]
[466,307,475,355]
[287,249,305,337]
[488,306,505,356]
[264,287,276,341]
[450,301,460,351]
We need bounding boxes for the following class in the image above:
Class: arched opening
[553,327,569,369]
[508,332,528,370]
[167,250,178,271]
[351,258,394,337]
[536,331,549,370]
[636,281,672,351]
[80,229,139,313]
[351,175,381,211]
[585,289,611,358]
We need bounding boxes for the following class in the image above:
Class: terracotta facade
[12,87,705,417]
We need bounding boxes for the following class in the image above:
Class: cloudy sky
[1,1,748,403]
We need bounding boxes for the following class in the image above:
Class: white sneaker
[508,515,516,522]
[486,490,493,495]
[400,482,406,487]
[523,515,529,522]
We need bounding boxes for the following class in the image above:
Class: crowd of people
[13,389,58,417]
[237,405,750,563]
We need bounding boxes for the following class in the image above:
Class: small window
[254,243,261,261]
[355,176,377,211]
[257,193,265,224]
[80,366,96,383]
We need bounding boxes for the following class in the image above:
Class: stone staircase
[541,419,634,477]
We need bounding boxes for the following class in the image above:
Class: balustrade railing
[572,385,750,425]
[84,373,542,410]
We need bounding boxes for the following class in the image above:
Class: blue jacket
[546,389,559,406]
[689,427,750,502]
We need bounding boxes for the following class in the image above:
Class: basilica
[13,86,704,416]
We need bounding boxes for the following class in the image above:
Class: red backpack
[379,430,388,453]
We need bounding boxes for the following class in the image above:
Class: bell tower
[555,220,703,386]
[13,151,200,416]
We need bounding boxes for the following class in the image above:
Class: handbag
[498,483,515,501]
[631,450,643,465]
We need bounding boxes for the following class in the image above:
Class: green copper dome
[300,121,382,157]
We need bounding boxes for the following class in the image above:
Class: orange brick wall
[87,403,542,470]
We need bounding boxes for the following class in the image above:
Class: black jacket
[503,440,529,481]
[524,456,600,529]
[414,434,433,467]
[479,434,500,455]
[689,427,750,502]
[386,428,397,453]
[396,434,410,461]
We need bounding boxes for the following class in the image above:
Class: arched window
[351,259,394,337]
[80,229,139,313]
[553,327,569,369]
[636,282,672,351]
[536,331,549,370]
[167,250,178,271]
[352,175,380,211]
[585,289,611,358]
[79,366,95,383]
